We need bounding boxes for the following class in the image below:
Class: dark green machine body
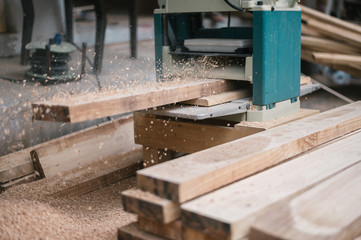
[154,9,301,107]
[253,10,301,106]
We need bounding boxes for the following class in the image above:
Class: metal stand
[20,0,34,65]
[130,0,138,59]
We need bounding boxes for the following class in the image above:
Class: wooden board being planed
[136,102,361,203]
[181,131,361,240]
[250,161,361,240]
[32,79,240,123]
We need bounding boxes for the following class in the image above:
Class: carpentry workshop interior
[0,0,361,239]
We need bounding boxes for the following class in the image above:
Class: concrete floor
[0,15,360,156]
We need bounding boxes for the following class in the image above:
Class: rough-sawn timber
[136,102,361,203]
[32,79,240,123]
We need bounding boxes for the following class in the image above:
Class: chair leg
[94,0,106,74]
[20,0,34,65]
[129,0,138,59]
[64,0,73,43]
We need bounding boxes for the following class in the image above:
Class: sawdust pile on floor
[0,177,137,240]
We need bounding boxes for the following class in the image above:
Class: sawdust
[0,176,137,240]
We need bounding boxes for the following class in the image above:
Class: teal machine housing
[153,0,301,121]
[253,10,301,106]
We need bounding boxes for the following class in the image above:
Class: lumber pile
[118,102,361,240]
[301,5,361,79]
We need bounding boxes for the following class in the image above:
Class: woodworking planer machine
[150,0,319,122]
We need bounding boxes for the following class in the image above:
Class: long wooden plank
[301,36,361,55]
[181,89,251,107]
[181,131,361,240]
[136,102,361,203]
[301,5,361,35]
[0,161,34,184]
[32,79,240,123]
[304,19,361,48]
[312,52,361,66]
[250,162,361,240]
[0,173,37,192]
[301,24,323,37]
[52,150,143,197]
[31,116,138,179]
[122,188,180,223]
[134,112,261,154]
[301,50,361,79]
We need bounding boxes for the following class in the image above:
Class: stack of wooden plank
[118,102,361,240]
[301,5,361,79]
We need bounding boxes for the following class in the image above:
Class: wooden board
[122,188,180,224]
[136,102,361,203]
[301,36,361,55]
[301,24,323,37]
[181,131,361,240]
[301,5,361,35]
[312,52,361,66]
[32,79,240,123]
[181,89,251,107]
[301,50,361,79]
[117,222,166,240]
[300,75,312,85]
[0,160,34,184]
[134,112,261,154]
[52,150,143,197]
[235,109,320,131]
[31,116,138,179]
[250,161,361,240]
[138,217,182,240]
[0,173,37,192]
[304,19,361,48]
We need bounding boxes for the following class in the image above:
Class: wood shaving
[0,174,137,239]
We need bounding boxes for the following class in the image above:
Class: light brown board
[134,112,261,154]
[301,50,361,79]
[312,52,361,66]
[32,79,240,123]
[301,36,361,55]
[305,19,361,48]
[250,161,361,240]
[52,150,143,197]
[235,109,320,131]
[301,5,361,35]
[181,89,251,107]
[138,217,182,240]
[0,161,34,184]
[117,222,166,240]
[136,102,361,203]
[181,131,361,240]
[122,188,180,224]
[0,173,37,192]
[31,116,138,179]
